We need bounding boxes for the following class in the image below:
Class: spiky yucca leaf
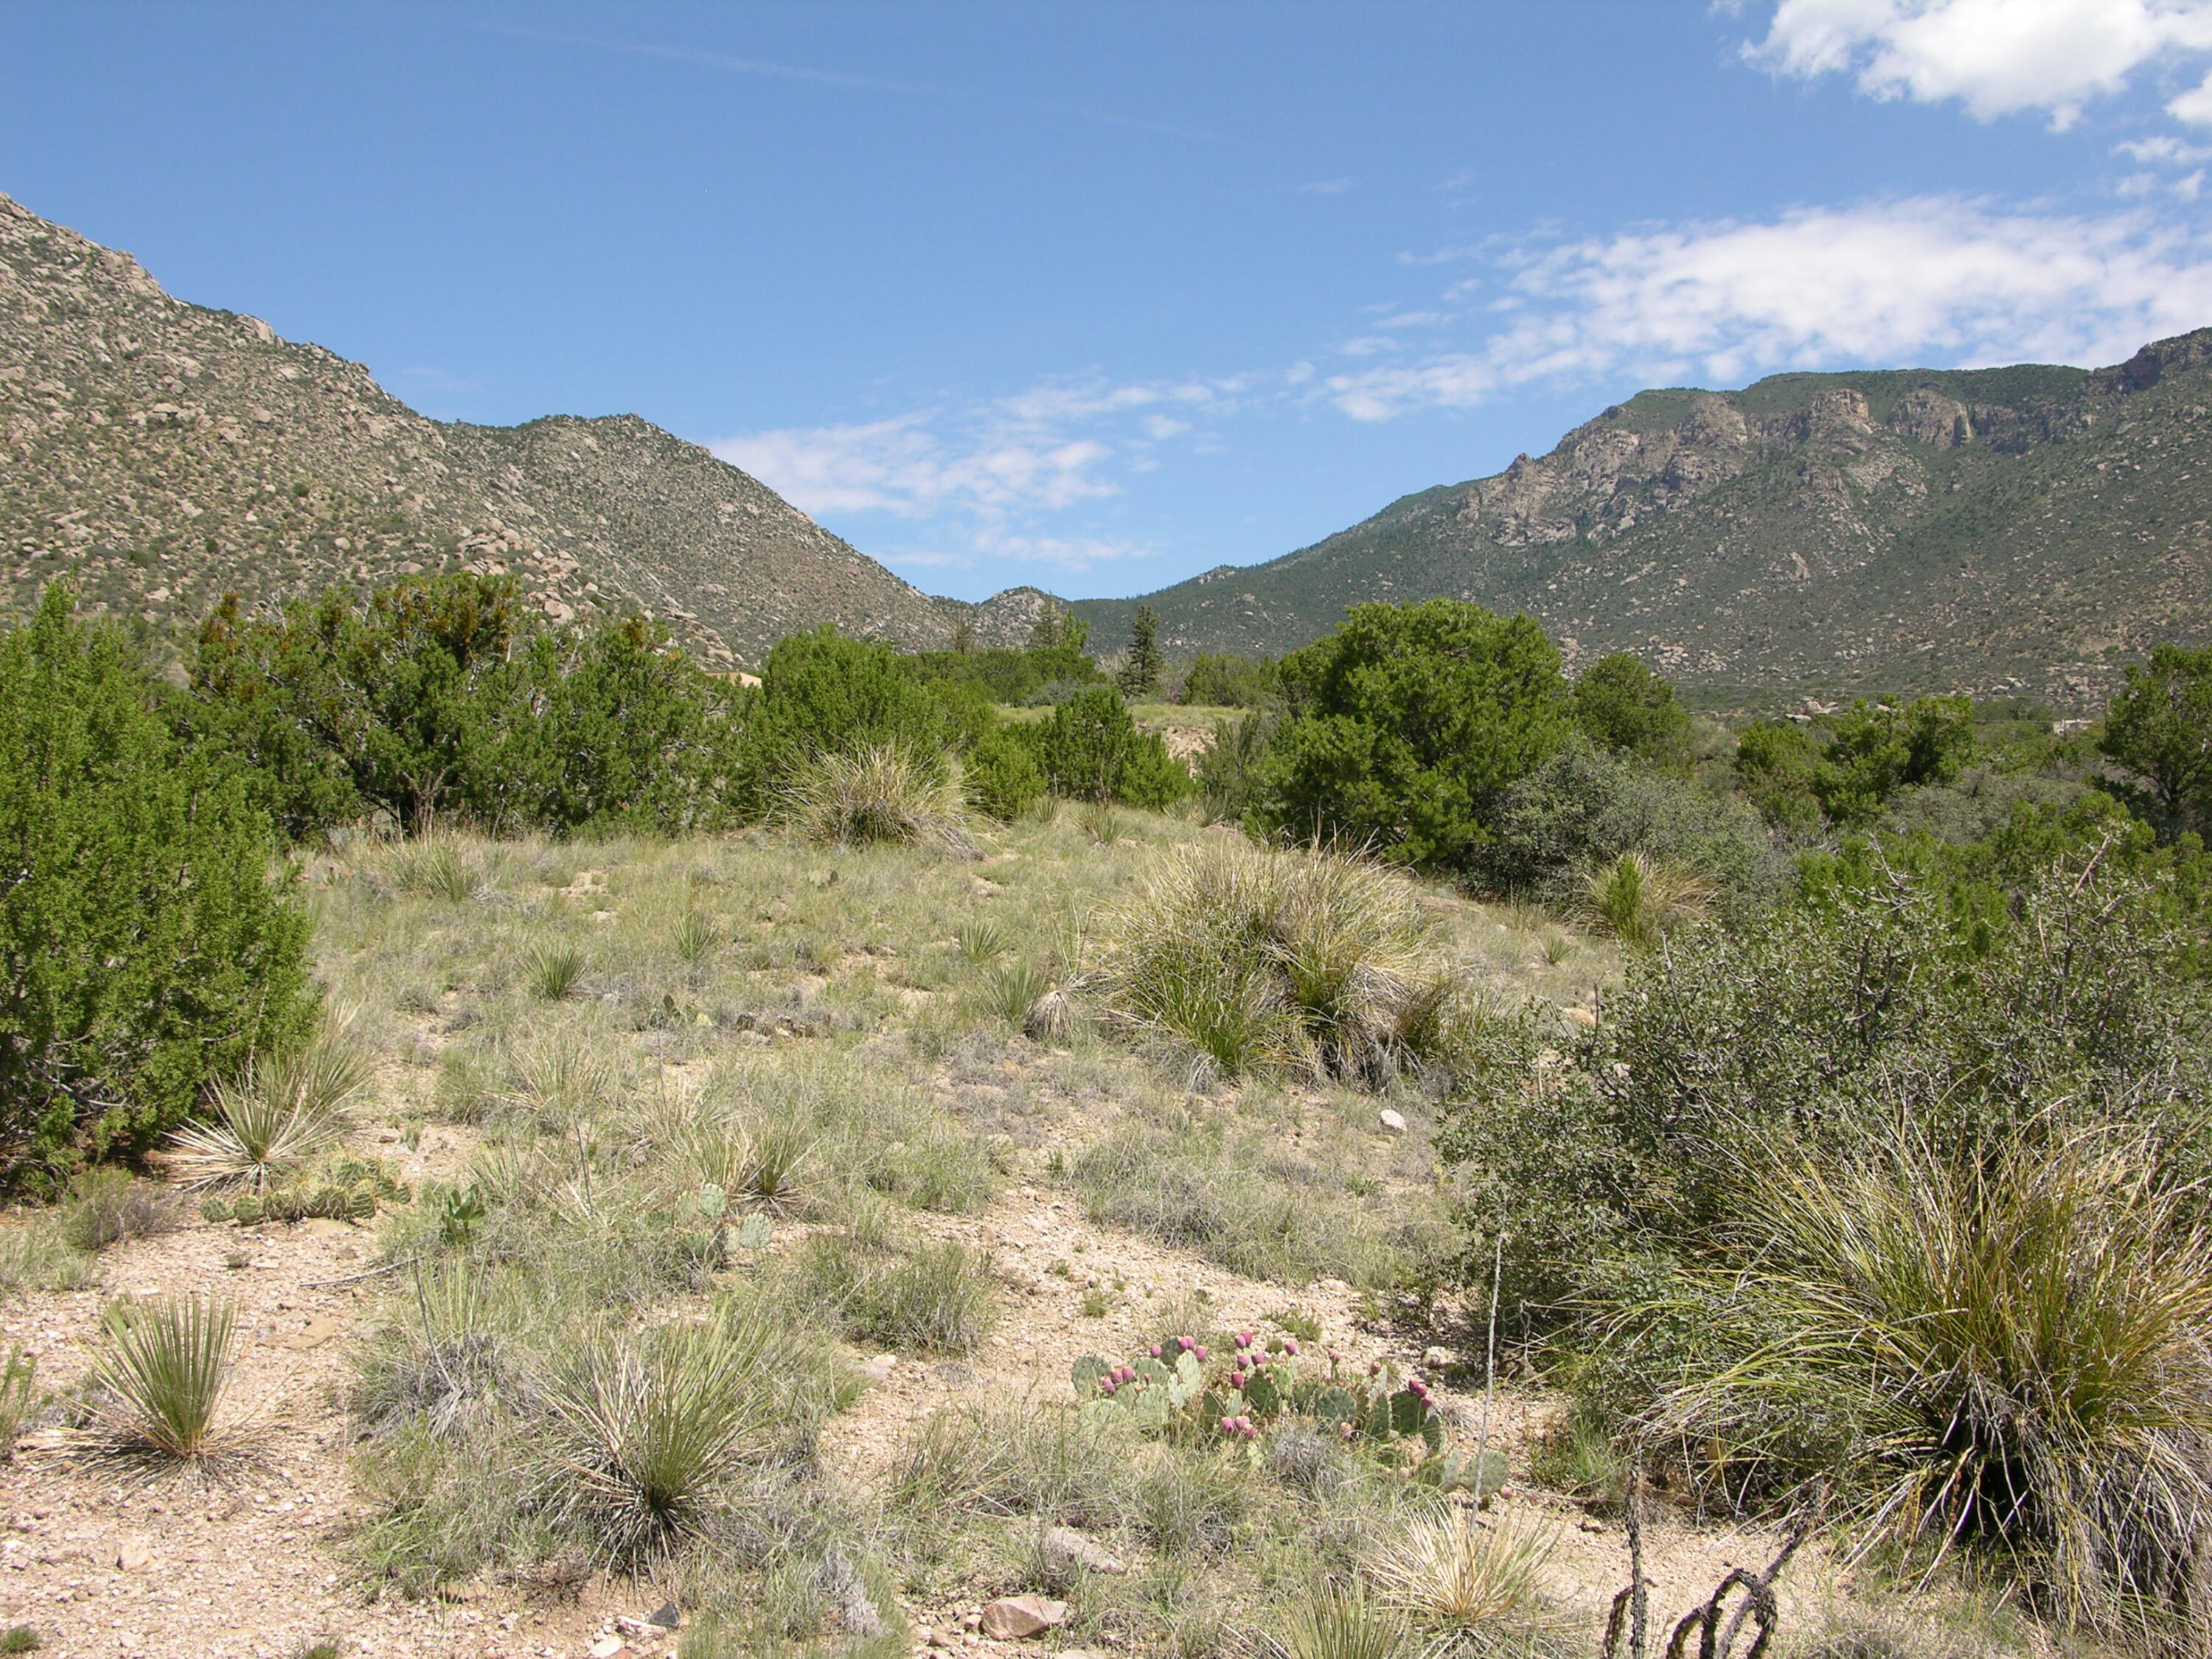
[532,1314,779,1564]
[88,1295,235,1460]
[1575,849,1712,949]
[167,1029,372,1191]
[1646,1127,2212,1646]
[1273,1584,1412,1659]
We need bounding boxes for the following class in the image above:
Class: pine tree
[1118,605,1162,700]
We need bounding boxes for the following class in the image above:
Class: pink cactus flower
[1149,1345,1163,1359]
[1284,1340,1300,1356]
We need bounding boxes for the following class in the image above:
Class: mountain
[0,192,1036,665]
[1074,336,2212,709]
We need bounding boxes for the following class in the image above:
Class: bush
[1441,849,2212,1327]
[782,745,977,852]
[1570,653,1692,771]
[1036,688,1192,808]
[1250,600,1573,872]
[62,1169,189,1252]
[0,588,313,1185]
[740,627,946,802]
[1736,698,1977,831]
[1178,653,1276,709]
[1478,737,1777,915]
[962,725,1048,821]
[2103,643,2212,837]
[1092,839,1468,1087]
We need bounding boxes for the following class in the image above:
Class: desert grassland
[282,806,1613,1654]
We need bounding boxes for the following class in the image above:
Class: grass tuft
[531,1314,779,1566]
[674,911,720,964]
[524,941,586,1002]
[1368,1506,1557,1631]
[63,1168,189,1252]
[955,920,1009,962]
[1094,838,1472,1086]
[784,745,978,854]
[1574,849,1711,949]
[1273,1584,1411,1659]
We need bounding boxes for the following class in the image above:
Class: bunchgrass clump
[784,745,977,854]
[392,835,477,902]
[1368,1506,1557,1631]
[675,911,720,964]
[1574,849,1711,949]
[62,1168,189,1252]
[795,1233,996,1354]
[1093,839,1471,1086]
[168,1029,372,1192]
[1273,1584,1412,1659]
[87,1295,235,1461]
[956,921,1009,962]
[1642,1125,2212,1646]
[987,961,1053,1029]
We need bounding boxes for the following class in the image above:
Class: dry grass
[783,745,978,854]
[1648,1125,2212,1648]
[1092,838,1472,1086]
[1368,1506,1558,1632]
[167,1025,375,1191]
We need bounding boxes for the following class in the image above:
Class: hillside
[0,192,1039,666]
[1074,338,2212,709]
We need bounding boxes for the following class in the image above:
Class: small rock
[1564,1006,1599,1029]
[1579,1517,1608,1534]
[116,1537,150,1571]
[1378,1108,1408,1133]
[857,1354,898,1387]
[981,1596,1068,1639]
[1422,1346,1455,1368]
[1041,1526,1127,1574]
[590,1638,626,1659]
[648,1603,681,1630]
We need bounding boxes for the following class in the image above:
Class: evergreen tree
[1117,605,1163,700]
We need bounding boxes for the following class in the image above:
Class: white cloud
[709,373,1248,583]
[1326,197,2212,419]
[2171,66,2212,121]
[1747,0,2212,127]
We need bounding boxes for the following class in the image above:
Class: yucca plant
[393,835,476,902]
[735,1119,815,1213]
[1645,1125,2212,1647]
[956,921,1009,963]
[1079,803,1124,846]
[525,942,586,1002]
[532,1315,778,1564]
[783,745,978,854]
[1272,1584,1412,1659]
[168,1029,374,1192]
[1368,1506,1557,1631]
[674,911,720,964]
[88,1295,235,1460]
[988,961,1054,1029]
[1575,850,1712,950]
[1,1346,36,1458]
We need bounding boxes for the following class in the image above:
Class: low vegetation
[7,580,2212,1655]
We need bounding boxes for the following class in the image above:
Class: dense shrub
[2103,643,2212,837]
[1036,688,1192,808]
[1,588,313,1185]
[1478,737,1778,916]
[1736,696,1976,830]
[188,577,736,838]
[1441,849,2212,1327]
[1569,653,1692,771]
[1249,600,1572,872]
[963,724,1048,821]
[1178,653,1277,709]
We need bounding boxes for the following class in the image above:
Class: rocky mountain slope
[0,192,1035,666]
[1075,336,2212,709]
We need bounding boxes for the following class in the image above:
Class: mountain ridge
[0,192,1040,664]
[1071,335,2212,709]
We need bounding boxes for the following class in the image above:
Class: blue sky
[4,1,2212,602]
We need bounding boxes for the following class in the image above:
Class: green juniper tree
[1116,605,1163,701]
